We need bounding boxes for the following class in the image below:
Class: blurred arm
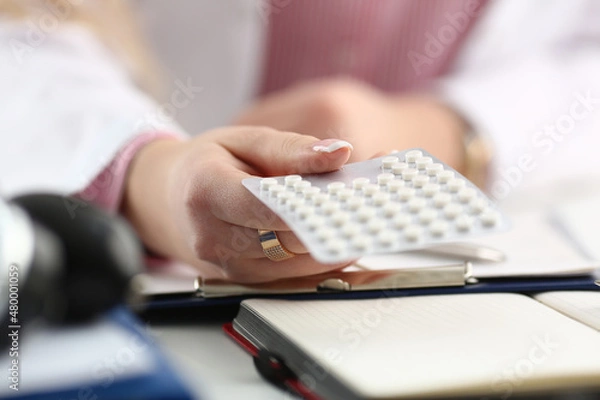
[0,21,184,202]
[435,0,600,198]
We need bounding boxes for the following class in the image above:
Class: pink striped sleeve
[76,132,181,213]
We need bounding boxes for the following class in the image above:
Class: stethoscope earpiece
[1,194,144,348]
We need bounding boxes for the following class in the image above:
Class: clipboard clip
[316,278,351,292]
[316,262,475,293]
[196,262,475,297]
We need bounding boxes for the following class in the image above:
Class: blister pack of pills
[243,149,509,263]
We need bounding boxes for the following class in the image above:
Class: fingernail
[312,139,353,153]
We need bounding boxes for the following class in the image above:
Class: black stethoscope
[0,194,144,350]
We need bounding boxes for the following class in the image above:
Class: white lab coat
[1,0,599,202]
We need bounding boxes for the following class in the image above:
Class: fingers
[218,254,353,283]
[195,221,308,259]
[195,166,291,231]
[193,127,353,229]
[212,126,353,176]
[369,151,389,159]
[186,215,351,283]
[179,126,358,283]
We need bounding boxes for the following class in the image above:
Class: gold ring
[258,230,296,261]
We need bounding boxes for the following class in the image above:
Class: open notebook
[231,292,600,399]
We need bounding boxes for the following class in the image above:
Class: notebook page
[243,294,600,399]
[553,193,600,261]
[535,291,600,331]
[357,210,597,278]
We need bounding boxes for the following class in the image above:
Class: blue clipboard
[7,308,195,400]
[145,272,599,310]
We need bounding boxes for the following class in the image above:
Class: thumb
[217,127,353,175]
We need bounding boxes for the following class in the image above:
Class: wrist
[390,95,467,169]
[121,138,184,259]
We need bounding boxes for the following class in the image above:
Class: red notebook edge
[222,322,259,357]
[222,323,323,400]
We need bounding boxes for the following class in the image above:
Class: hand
[235,78,467,168]
[122,127,354,283]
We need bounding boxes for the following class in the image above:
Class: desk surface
[146,187,600,400]
[148,308,286,400]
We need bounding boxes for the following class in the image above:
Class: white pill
[382,156,399,169]
[297,205,315,219]
[447,178,466,192]
[331,211,350,226]
[352,236,372,251]
[277,191,295,205]
[378,230,398,246]
[342,223,362,238]
[415,157,433,170]
[363,183,380,196]
[392,213,411,229]
[437,170,455,184]
[357,207,377,222]
[443,203,463,219]
[391,162,409,175]
[337,188,355,201]
[302,186,321,199]
[327,181,346,194]
[312,193,329,206]
[317,227,335,240]
[321,201,340,215]
[346,197,365,211]
[397,187,416,201]
[294,180,312,192]
[326,239,346,254]
[269,185,285,198]
[352,177,370,190]
[456,215,474,231]
[260,178,278,191]
[305,215,325,230]
[433,192,452,208]
[423,183,441,197]
[405,150,423,163]
[430,220,449,237]
[412,174,430,188]
[372,192,390,206]
[367,219,387,233]
[458,187,477,203]
[404,225,423,241]
[386,179,405,193]
[383,202,403,217]
[377,173,395,185]
[284,175,302,187]
[408,198,427,213]
[418,208,438,224]
[426,163,444,176]
[288,197,306,211]
[469,198,487,214]
[481,210,500,227]
[401,168,419,181]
